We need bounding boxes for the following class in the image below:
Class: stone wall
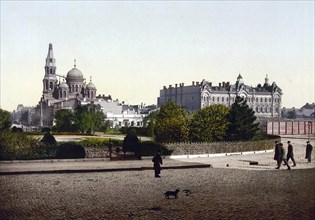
[165,138,279,155]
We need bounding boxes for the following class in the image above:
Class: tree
[54,109,75,132]
[0,109,12,131]
[286,110,296,119]
[227,96,259,141]
[74,104,106,134]
[143,110,159,137]
[154,100,189,143]
[122,129,141,159]
[189,104,229,142]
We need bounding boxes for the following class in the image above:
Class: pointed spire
[46,43,56,67]
[265,74,269,85]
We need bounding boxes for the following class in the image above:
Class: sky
[0,1,314,112]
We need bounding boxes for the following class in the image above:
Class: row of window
[58,90,95,99]
[202,96,281,103]
[256,107,279,113]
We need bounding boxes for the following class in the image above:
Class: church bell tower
[42,43,58,104]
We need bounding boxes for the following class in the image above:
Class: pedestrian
[273,140,280,168]
[305,141,313,163]
[152,150,163,178]
[276,143,291,170]
[286,141,296,167]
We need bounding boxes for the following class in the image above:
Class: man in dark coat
[306,141,313,163]
[276,143,291,170]
[287,141,296,167]
[152,150,163,178]
[274,141,280,168]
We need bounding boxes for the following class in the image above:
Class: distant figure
[276,143,291,170]
[274,141,280,168]
[305,141,313,163]
[286,141,296,167]
[152,150,163,178]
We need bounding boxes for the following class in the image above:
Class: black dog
[164,189,180,199]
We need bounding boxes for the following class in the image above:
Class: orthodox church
[37,43,97,126]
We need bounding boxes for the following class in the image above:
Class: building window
[269,98,272,102]
[49,69,52,74]
[50,82,53,90]
[256,107,259,112]
[261,107,263,112]
[59,91,62,98]
[227,97,229,102]
[256,98,258,102]
[261,98,263,102]
[63,91,66,97]
[217,97,220,102]
[265,98,267,102]
[213,97,215,102]
[222,97,224,102]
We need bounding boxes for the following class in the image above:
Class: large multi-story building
[158,74,282,118]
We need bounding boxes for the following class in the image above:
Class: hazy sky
[1,1,314,112]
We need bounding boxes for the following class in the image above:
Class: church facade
[157,74,283,118]
[37,43,97,126]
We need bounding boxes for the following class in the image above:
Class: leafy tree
[0,109,12,131]
[227,96,259,141]
[74,104,106,134]
[143,110,159,137]
[154,100,189,143]
[286,110,296,119]
[189,104,229,142]
[54,109,75,132]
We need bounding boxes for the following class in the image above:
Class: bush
[122,132,141,159]
[40,132,57,146]
[0,131,40,160]
[56,142,86,159]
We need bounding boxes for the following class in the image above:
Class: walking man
[276,143,291,170]
[274,140,280,168]
[152,150,163,177]
[286,141,296,167]
[305,141,313,163]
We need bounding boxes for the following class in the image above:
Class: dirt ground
[1,167,314,220]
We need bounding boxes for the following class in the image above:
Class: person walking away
[305,141,313,163]
[152,150,163,178]
[276,143,291,170]
[274,141,280,168]
[287,141,296,167]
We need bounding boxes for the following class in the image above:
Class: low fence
[266,120,314,135]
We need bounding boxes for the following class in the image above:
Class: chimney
[192,81,195,86]
[196,81,199,85]
[226,82,230,87]
[209,82,212,87]
[222,81,225,87]
[163,86,166,90]
[219,83,221,87]
[169,85,172,88]
[175,83,178,88]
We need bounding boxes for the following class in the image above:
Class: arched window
[265,98,267,102]
[91,91,94,98]
[217,97,220,102]
[50,82,53,90]
[59,91,62,98]
[222,97,224,102]
[256,98,258,102]
[45,81,49,90]
[212,97,215,102]
[50,69,52,74]
[75,85,78,92]
[63,91,66,97]
[72,85,74,92]
[261,98,263,102]
[256,107,259,112]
